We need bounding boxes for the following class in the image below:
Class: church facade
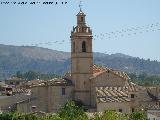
[24,9,160,113]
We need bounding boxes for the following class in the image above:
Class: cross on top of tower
[79,1,83,11]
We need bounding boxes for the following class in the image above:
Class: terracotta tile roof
[29,78,73,87]
[47,78,72,86]
[26,80,44,86]
[147,105,160,110]
[148,111,160,117]
[93,65,108,74]
[96,86,130,103]
[92,65,130,80]
[141,104,160,111]
[96,81,141,103]
[13,88,31,95]
[125,81,140,92]
[0,82,8,87]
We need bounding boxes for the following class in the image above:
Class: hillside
[0,44,160,80]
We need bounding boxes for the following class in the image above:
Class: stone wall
[0,94,31,112]
[31,85,74,113]
[97,102,131,113]
[90,71,126,107]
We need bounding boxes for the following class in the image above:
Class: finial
[79,1,83,11]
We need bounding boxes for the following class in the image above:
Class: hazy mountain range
[0,44,160,80]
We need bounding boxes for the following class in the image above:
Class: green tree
[16,71,23,78]
[58,101,88,120]
[0,111,39,120]
[23,71,38,80]
[129,112,147,120]
[0,112,14,120]
[39,114,63,120]
[138,72,147,81]
[92,110,128,120]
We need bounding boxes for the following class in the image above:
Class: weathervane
[79,1,83,11]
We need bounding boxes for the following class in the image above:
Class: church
[17,9,160,113]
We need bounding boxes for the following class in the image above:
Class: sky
[0,0,160,61]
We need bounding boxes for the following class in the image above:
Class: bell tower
[70,9,93,106]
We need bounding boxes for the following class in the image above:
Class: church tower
[70,9,93,106]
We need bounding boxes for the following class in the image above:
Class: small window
[131,108,135,112]
[82,41,86,52]
[62,88,65,95]
[81,17,83,22]
[73,42,75,52]
[118,109,122,112]
[131,94,135,98]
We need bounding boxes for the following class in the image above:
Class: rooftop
[28,77,73,87]
[92,65,130,80]
[96,81,141,103]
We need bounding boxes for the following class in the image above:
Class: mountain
[0,44,160,80]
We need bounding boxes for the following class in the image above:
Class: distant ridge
[0,44,160,80]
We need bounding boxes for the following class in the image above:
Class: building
[30,78,73,112]
[0,77,33,112]
[5,77,26,88]
[71,9,93,106]
[147,109,160,120]
[17,8,160,113]
[0,89,32,112]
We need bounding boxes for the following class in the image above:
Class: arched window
[82,41,86,52]
[81,17,83,22]
[73,42,75,52]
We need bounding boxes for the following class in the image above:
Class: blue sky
[0,0,160,61]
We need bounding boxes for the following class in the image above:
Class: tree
[138,72,147,81]
[58,101,88,120]
[129,112,147,120]
[0,112,39,120]
[39,114,63,120]
[0,112,13,120]
[16,71,23,78]
[92,110,128,120]
[23,71,38,80]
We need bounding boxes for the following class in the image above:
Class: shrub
[58,101,88,120]
[129,112,147,120]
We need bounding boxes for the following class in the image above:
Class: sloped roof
[96,80,141,103]
[96,86,130,103]
[147,105,160,110]
[28,78,73,87]
[92,65,130,80]
[13,88,31,95]
[148,111,160,117]
[47,78,72,86]
[77,10,86,16]
[0,82,8,87]
[125,81,140,92]
[140,104,160,111]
